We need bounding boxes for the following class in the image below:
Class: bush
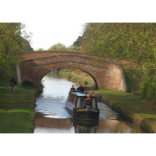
[71,77,76,82]
[82,80,88,86]
[66,74,72,81]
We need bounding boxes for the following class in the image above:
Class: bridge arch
[39,65,99,90]
[19,51,127,92]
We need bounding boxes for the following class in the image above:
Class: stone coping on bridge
[19,51,93,55]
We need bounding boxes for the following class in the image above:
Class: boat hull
[66,101,99,121]
[73,108,99,120]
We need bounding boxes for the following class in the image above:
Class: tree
[0,23,32,77]
[81,23,156,99]
[73,36,82,51]
[66,44,78,52]
[35,48,44,51]
[48,43,67,51]
[21,38,33,51]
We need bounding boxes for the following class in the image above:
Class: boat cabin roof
[70,91,96,98]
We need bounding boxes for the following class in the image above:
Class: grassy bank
[0,86,39,133]
[60,69,94,88]
[87,89,156,133]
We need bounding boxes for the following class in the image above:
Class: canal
[34,72,145,133]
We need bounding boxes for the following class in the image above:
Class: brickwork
[20,51,127,92]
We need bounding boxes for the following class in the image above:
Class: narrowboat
[65,91,100,120]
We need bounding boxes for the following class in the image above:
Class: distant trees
[35,48,44,51]
[47,42,80,52]
[48,43,67,51]
[66,45,77,52]
[0,23,33,77]
[73,36,82,51]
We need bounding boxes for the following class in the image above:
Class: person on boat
[82,94,91,108]
[76,83,84,92]
[70,85,75,92]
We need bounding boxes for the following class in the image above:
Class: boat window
[76,97,81,108]
[92,98,96,109]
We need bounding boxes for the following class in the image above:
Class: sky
[24,21,85,50]
[1,0,155,52]
[1,0,156,52]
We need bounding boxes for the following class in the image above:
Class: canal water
[34,73,145,133]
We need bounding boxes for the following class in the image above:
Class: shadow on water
[34,72,147,133]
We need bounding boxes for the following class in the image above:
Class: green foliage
[71,77,76,82]
[124,68,143,93]
[0,23,32,77]
[140,62,156,99]
[48,43,67,51]
[82,23,156,63]
[66,44,79,52]
[66,74,72,81]
[81,23,156,100]
[89,88,156,132]
[73,36,82,51]
[0,87,35,133]
[82,80,88,86]
[35,48,44,51]
[21,38,33,51]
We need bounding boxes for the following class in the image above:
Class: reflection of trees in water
[96,119,145,133]
[73,118,146,133]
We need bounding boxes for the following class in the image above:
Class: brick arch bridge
[18,51,127,92]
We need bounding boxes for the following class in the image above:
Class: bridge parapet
[20,51,97,61]
[19,51,127,92]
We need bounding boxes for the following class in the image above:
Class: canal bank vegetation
[59,68,95,88]
[0,23,37,133]
[87,89,156,133]
[0,72,42,133]
[0,86,37,133]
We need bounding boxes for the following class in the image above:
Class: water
[34,73,145,133]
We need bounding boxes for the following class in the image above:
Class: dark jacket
[70,87,75,92]
[77,86,84,92]
[10,78,17,86]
